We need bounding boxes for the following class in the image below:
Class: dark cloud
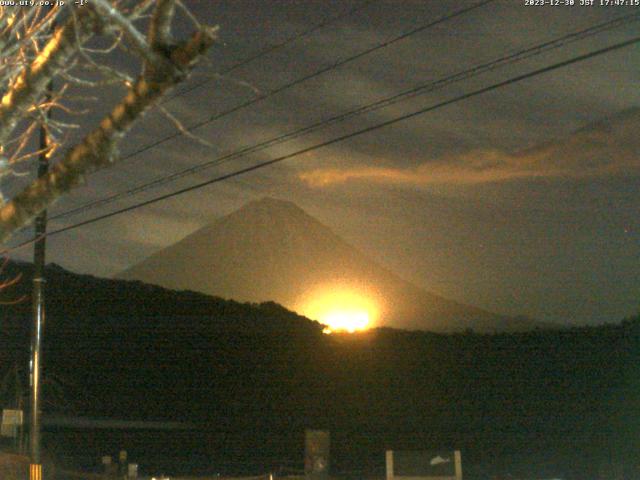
[10,0,639,325]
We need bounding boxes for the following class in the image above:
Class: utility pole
[29,112,49,480]
[29,151,47,479]
[30,9,54,478]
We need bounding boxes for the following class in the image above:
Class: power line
[9,0,497,241]
[49,12,640,222]
[88,0,497,170]
[21,34,638,246]
[163,0,379,103]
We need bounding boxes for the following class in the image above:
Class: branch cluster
[0,1,217,244]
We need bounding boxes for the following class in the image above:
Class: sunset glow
[321,310,370,334]
[296,286,380,334]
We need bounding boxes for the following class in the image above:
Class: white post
[454,450,462,480]
[386,450,394,480]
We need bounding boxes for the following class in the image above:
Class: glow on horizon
[295,286,380,334]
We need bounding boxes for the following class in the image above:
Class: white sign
[1,409,23,438]
[386,450,463,480]
[128,463,138,478]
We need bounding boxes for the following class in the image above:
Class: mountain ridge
[0,260,636,478]
[118,197,548,332]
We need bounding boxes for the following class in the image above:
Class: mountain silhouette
[0,261,636,478]
[118,197,543,332]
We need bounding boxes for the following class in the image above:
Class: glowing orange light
[295,285,379,334]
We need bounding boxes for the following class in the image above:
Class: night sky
[6,0,640,326]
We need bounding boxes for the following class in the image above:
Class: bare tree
[0,1,217,244]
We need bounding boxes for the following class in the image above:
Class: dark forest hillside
[0,262,638,479]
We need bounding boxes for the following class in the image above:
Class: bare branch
[5,121,39,165]
[175,0,202,30]
[0,8,96,146]
[0,25,218,243]
[128,0,158,20]
[81,30,124,54]
[148,0,176,48]
[0,256,24,304]
[90,0,166,68]
[76,45,135,86]
[156,103,213,147]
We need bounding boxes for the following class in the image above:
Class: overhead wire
[83,0,497,171]
[48,11,640,222]
[48,0,497,221]
[9,0,497,242]
[9,0,380,235]
[162,0,380,103]
[12,33,638,247]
